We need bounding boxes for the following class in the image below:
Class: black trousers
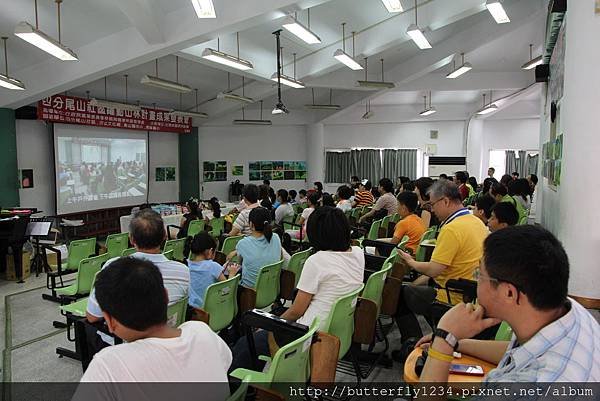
[394,284,437,341]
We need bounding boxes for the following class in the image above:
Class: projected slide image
[57,137,147,209]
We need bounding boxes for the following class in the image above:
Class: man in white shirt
[274,189,294,225]
[86,209,189,323]
[77,257,231,400]
[228,184,260,236]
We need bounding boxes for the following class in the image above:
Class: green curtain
[382,149,417,180]
[325,151,352,183]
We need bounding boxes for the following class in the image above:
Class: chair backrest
[268,318,319,383]
[163,238,186,261]
[380,214,391,230]
[415,227,437,262]
[221,235,244,254]
[494,321,513,341]
[391,213,401,224]
[226,376,250,401]
[67,238,97,270]
[397,235,410,251]
[286,248,312,288]
[75,253,110,295]
[162,249,174,260]
[209,217,225,237]
[121,247,136,257]
[166,296,188,327]
[322,284,364,359]
[366,219,382,240]
[187,219,205,238]
[362,264,391,314]
[254,260,284,309]
[203,274,241,332]
[105,232,129,259]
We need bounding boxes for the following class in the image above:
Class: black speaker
[15,106,38,120]
[535,64,550,82]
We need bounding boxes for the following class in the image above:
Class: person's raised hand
[437,302,501,340]
[398,249,415,264]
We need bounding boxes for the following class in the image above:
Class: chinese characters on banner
[37,94,192,134]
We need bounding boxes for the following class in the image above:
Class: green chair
[197,274,241,332]
[226,376,250,401]
[397,235,410,252]
[60,297,89,318]
[230,318,319,385]
[105,233,129,259]
[322,285,364,360]
[163,238,186,261]
[217,235,244,263]
[166,296,188,327]
[208,217,225,238]
[285,248,312,288]
[380,215,391,233]
[121,247,136,257]
[187,219,206,238]
[415,227,437,262]
[391,213,401,224]
[254,260,284,309]
[362,264,392,315]
[495,321,513,341]
[366,219,382,241]
[55,253,110,298]
[162,249,174,260]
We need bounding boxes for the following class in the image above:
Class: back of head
[414,177,434,201]
[399,176,410,185]
[500,174,512,187]
[482,177,495,194]
[468,176,478,189]
[299,189,307,197]
[243,184,259,204]
[249,207,273,242]
[427,180,462,203]
[475,194,496,219]
[491,202,519,226]
[439,173,448,180]
[187,198,199,216]
[455,171,468,184]
[259,184,270,201]
[512,178,531,199]
[402,181,415,192]
[529,174,538,186]
[321,193,335,207]
[397,191,418,213]
[263,179,270,186]
[491,182,508,197]
[483,225,569,310]
[307,206,350,251]
[307,192,320,207]
[95,257,167,331]
[363,180,372,191]
[289,190,297,199]
[379,178,394,193]
[314,181,323,191]
[209,197,221,218]
[129,209,165,250]
[337,185,354,200]
[277,189,289,203]
[185,232,217,257]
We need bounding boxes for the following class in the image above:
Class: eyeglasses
[425,197,446,208]
[473,267,500,283]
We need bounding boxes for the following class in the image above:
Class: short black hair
[483,225,569,310]
[455,171,468,184]
[95,257,167,331]
[289,190,297,199]
[243,184,259,204]
[482,177,496,194]
[263,179,271,186]
[129,209,165,250]
[488,167,495,172]
[307,192,320,206]
[299,189,307,196]
[277,189,289,203]
[185,232,217,257]
[351,176,360,182]
[475,194,496,219]
[398,176,410,184]
[491,202,519,226]
[321,193,335,207]
[397,191,418,213]
[414,177,434,201]
[379,178,394,193]
[500,174,512,187]
[337,185,354,200]
[511,172,519,177]
[491,182,508,197]
[439,173,448,179]
[306,206,350,252]
[468,176,478,189]
[361,180,372,190]
[401,181,415,192]
[529,174,538,185]
[313,181,323,191]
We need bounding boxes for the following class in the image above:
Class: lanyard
[439,208,470,229]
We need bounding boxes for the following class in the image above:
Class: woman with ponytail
[226,207,282,288]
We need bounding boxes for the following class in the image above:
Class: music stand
[26,218,53,279]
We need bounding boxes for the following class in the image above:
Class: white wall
[148,131,180,204]
[198,125,308,200]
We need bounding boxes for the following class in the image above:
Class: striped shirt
[354,190,374,207]
[86,252,190,318]
[231,202,260,236]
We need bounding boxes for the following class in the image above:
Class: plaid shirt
[483,298,600,383]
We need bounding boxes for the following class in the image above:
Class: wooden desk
[404,347,496,389]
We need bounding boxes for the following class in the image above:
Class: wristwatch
[433,328,459,351]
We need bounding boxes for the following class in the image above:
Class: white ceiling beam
[475,83,541,119]
[391,72,534,92]
[109,0,165,44]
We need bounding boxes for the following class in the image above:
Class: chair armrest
[258,355,272,363]
[310,332,340,386]
[353,297,378,345]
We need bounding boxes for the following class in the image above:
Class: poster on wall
[549,22,566,103]
[203,161,228,182]
[156,167,165,181]
[542,133,563,187]
[232,165,244,176]
[248,161,307,181]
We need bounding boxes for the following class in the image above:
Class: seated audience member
[298,189,308,204]
[468,176,478,193]
[509,178,532,224]
[186,233,238,311]
[228,207,281,288]
[228,184,260,236]
[401,181,415,193]
[285,192,319,240]
[500,174,512,188]
[413,177,439,228]
[454,171,469,201]
[511,171,519,180]
[527,173,538,195]
[229,206,364,372]
[490,182,511,203]
[274,189,294,225]
[258,184,273,210]
[350,175,361,190]
[419,225,600,383]
[203,197,221,221]
[177,197,201,238]
[393,180,488,354]
[336,185,354,212]
[473,194,496,226]
[383,191,426,254]
[313,181,323,200]
[358,178,398,224]
[87,210,189,323]
[488,202,519,233]
[439,173,448,180]
[79,257,232,389]
[481,177,496,197]
[288,189,298,204]
[268,187,277,205]
[396,176,410,194]
[353,180,375,207]
[321,193,336,207]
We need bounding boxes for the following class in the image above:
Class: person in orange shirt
[384,191,426,254]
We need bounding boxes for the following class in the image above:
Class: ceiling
[0,0,548,123]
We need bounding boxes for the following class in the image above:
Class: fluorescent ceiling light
[233,119,272,125]
[89,98,141,112]
[0,73,25,90]
[305,104,341,110]
[201,48,253,71]
[521,55,543,70]
[485,0,510,24]
[272,102,289,115]
[217,91,254,104]
[333,49,363,70]
[141,75,191,93]
[14,21,77,61]
[270,72,305,89]
[362,110,373,119]
[169,110,209,119]
[419,107,437,116]
[191,0,216,18]
[282,15,321,44]
[406,24,432,49]
[477,104,498,115]
[381,0,404,13]
[446,62,472,79]
[356,80,395,89]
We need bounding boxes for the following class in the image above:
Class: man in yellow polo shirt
[391,180,488,359]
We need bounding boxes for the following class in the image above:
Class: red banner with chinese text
[37,94,192,134]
